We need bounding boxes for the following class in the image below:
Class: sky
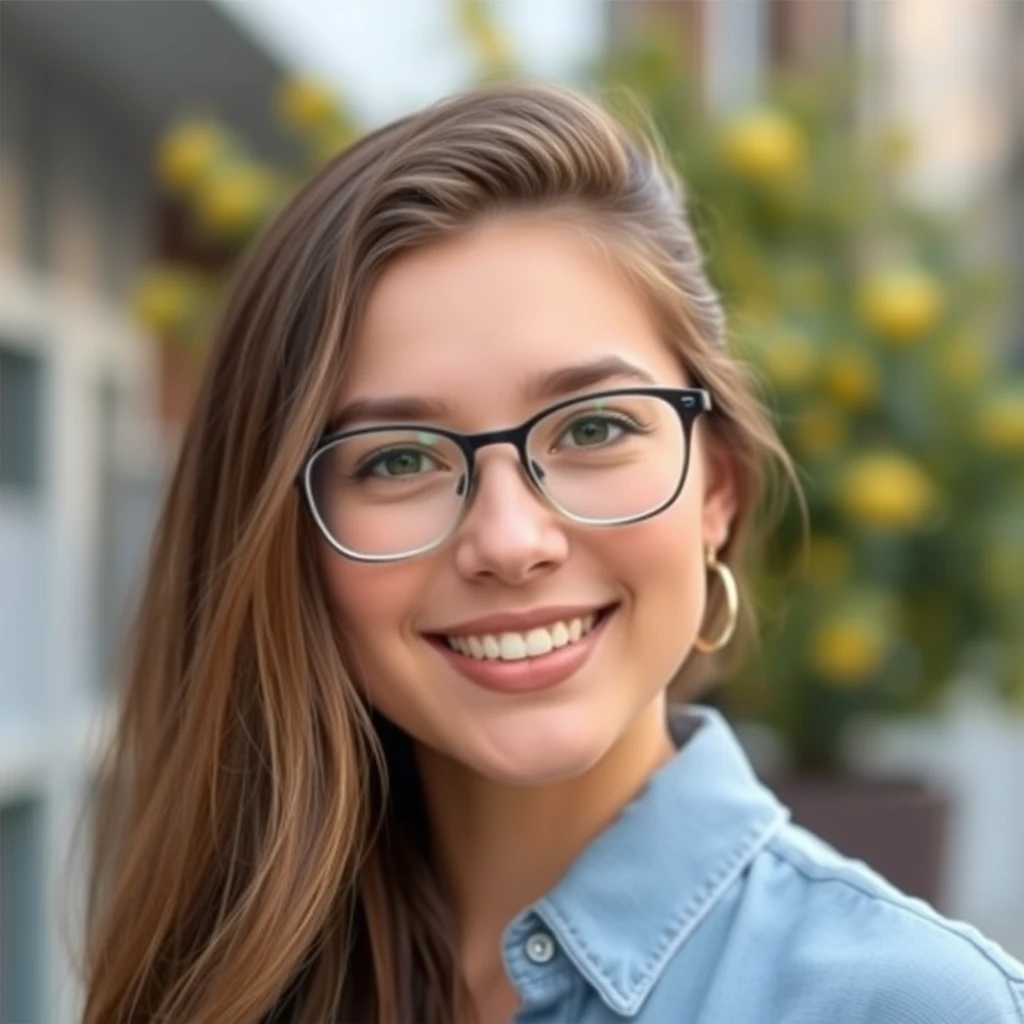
[221,0,603,125]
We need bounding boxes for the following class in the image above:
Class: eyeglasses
[300,386,712,563]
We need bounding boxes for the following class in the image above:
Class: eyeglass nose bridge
[454,421,549,502]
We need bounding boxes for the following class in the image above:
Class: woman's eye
[361,449,437,479]
[560,416,626,448]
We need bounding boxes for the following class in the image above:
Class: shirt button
[525,931,556,964]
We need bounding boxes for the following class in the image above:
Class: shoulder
[746,822,1024,1024]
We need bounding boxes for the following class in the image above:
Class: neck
[416,695,676,987]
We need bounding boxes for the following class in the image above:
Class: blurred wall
[0,29,157,1024]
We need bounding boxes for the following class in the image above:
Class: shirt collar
[532,704,788,1017]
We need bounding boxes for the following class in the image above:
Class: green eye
[360,448,436,479]
[562,416,625,448]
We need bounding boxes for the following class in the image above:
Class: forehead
[336,217,687,427]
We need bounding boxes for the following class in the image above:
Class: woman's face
[320,217,736,784]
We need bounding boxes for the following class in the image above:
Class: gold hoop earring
[694,546,739,654]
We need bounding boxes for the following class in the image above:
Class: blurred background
[0,1,1022,1020]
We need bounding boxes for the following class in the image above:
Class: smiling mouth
[427,605,618,663]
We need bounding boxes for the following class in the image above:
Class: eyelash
[554,410,649,441]
[352,446,445,481]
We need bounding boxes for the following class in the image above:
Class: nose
[452,449,569,586]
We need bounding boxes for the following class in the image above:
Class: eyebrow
[523,355,658,402]
[326,355,658,432]
[326,395,453,432]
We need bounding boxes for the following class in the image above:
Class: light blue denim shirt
[501,705,1024,1023]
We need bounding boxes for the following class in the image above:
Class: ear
[700,434,741,553]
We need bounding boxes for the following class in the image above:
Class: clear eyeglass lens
[308,429,467,558]
[308,395,688,559]
[526,393,687,522]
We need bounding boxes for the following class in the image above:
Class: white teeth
[499,633,527,660]
[443,612,606,663]
[525,628,553,657]
[551,622,569,648]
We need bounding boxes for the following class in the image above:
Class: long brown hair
[83,82,796,1023]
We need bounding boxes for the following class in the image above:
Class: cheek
[318,553,424,695]
[598,485,707,668]
[620,471,704,574]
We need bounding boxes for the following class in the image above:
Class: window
[94,375,162,690]
[0,797,44,1024]
[0,345,45,495]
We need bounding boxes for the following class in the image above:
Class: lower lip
[429,610,614,695]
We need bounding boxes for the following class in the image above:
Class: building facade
[0,4,288,1019]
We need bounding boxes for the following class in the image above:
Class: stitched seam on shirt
[544,806,788,1015]
[1005,977,1024,1019]
[1007,974,1024,1015]
[515,964,573,1002]
[767,837,1024,985]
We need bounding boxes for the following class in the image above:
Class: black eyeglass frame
[300,386,713,563]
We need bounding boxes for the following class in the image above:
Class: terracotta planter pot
[768,774,953,909]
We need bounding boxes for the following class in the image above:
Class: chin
[458,706,620,787]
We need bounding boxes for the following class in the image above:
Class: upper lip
[428,604,614,637]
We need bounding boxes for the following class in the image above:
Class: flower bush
[594,27,1024,771]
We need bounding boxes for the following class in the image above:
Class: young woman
[84,83,1024,1023]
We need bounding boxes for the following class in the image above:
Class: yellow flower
[858,267,944,345]
[132,268,199,334]
[277,77,339,131]
[838,451,935,530]
[805,536,852,587]
[823,348,880,409]
[811,613,888,686]
[722,110,805,182]
[759,328,818,390]
[455,0,513,75]
[156,120,229,193]
[312,124,356,164]
[975,388,1024,453]
[195,163,277,237]
[794,406,847,459]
